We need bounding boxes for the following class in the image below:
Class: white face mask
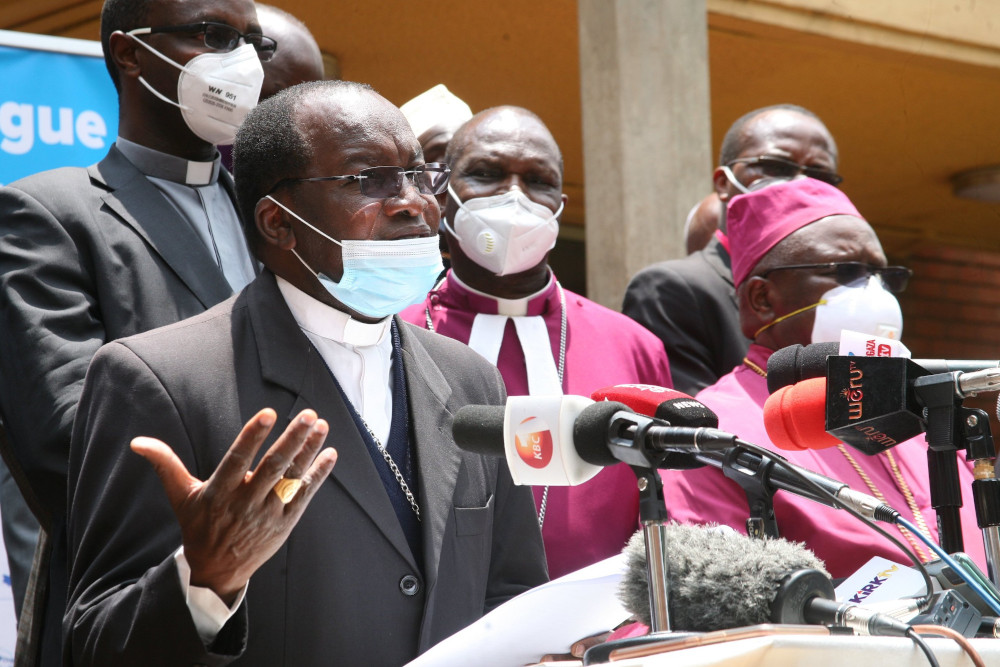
[125,32,264,145]
[754,275,903,343]
[443,184,563,276]
[811,275,903,343]
[266,196,443,318]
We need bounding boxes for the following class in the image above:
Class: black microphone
[620,526,912,636]
[590,384,718,470]
[767,341,1000,394]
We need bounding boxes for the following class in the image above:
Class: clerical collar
[116,136,221,186]
[448,270,555,317]
[276,276,391,347]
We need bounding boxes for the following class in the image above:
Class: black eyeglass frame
[757,262,912,293]
[727,155,844,187]
[270,163,452,199]
[131,22,278,61]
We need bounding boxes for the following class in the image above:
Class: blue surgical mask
[266,196,443,318]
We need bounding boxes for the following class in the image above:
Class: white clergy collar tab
[449,269,555,317]
[276,276,391,347]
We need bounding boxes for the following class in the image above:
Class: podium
[604,633,1000,666]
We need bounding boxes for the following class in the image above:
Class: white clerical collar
[116,136,220,186]
[449,270,555,317]
[276,276,391,347]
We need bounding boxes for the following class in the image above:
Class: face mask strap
[449,183,564,221]
[753,298,826,339]
[265,195,344,248]
[719,165,751,195]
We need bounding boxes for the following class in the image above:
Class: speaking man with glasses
[64,80,547,666]
[400,106,672,580]
[658,177,987,577]
[624,104,841,396]
[0,1,275,664]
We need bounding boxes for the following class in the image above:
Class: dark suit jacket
[622,237,750,395]
[0,145,243,666]
[65,272,548,667]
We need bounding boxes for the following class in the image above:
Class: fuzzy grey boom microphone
[619,525,913,636]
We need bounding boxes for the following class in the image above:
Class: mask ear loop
[117,30,194,112]
[265,195,344,247]
[753,299,826,339]
[719,165,751,195]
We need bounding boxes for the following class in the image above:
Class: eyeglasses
[272,163,452,199]
[130,22,278,61]
[758,262,912,293]
[727,155,843,186]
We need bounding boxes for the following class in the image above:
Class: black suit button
[399,574,420,596]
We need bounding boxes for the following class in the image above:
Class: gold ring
[273,477,303,504]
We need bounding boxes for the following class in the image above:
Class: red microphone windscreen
[590,384,691,416]
[763,377,842,451]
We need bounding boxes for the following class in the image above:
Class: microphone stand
[717,446,781,539]
[632,466,673,632]
[962,408,1000,587]
[582,466,697,665]
[913,374,968,554]
[914,374,1000,586]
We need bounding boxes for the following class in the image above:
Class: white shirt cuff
[173,547,247,644]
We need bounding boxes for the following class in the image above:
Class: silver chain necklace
[359,418,421,521]
[425,281,567,529]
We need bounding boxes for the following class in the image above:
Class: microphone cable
[731,438,935,608]
[731,439,950,665]
[896,516,1000,615]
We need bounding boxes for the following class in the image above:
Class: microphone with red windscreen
[591,384,717,469]
[763,377,842,451]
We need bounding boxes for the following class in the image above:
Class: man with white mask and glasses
[65,80,546,666]
[401,106,672,579]
[659,177,988,578]
[0,1,269,663]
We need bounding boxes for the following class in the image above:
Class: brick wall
[900,245,1000,359]
[898,244,1000,446]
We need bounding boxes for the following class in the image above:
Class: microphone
[451,394,605,486]
[590,384,718,470]
[619,526,912,636]
[591,384,897,522]
[453,395,738,480]
[590,384,718,428]
[763,377,842,451]
[767,341,1000,394]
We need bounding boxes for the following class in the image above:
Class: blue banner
[0,30,119,186]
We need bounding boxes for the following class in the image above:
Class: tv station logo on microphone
[827,356,923,455]
[513,416,553,469]
[840,360,865,421]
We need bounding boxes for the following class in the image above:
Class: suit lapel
[396,322,460,592]
[703,237,737,306]
[89,146,234,308]
[248,274,417,568]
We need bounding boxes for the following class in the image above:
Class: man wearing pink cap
[660,177,986,577]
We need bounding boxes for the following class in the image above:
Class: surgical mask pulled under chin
[265,196,443,319]
[443,184,563,276]
[127,32,264,145]
[754,276,903,343]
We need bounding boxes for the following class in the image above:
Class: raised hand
[131,408,338,603]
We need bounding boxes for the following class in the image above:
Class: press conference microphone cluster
[451,394,737,486]
[618,525,913,636]
[451,385,898,524]
[598,384,898,524]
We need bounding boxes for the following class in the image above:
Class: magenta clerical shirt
[400,271,673,577]
[661,343,987,578]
